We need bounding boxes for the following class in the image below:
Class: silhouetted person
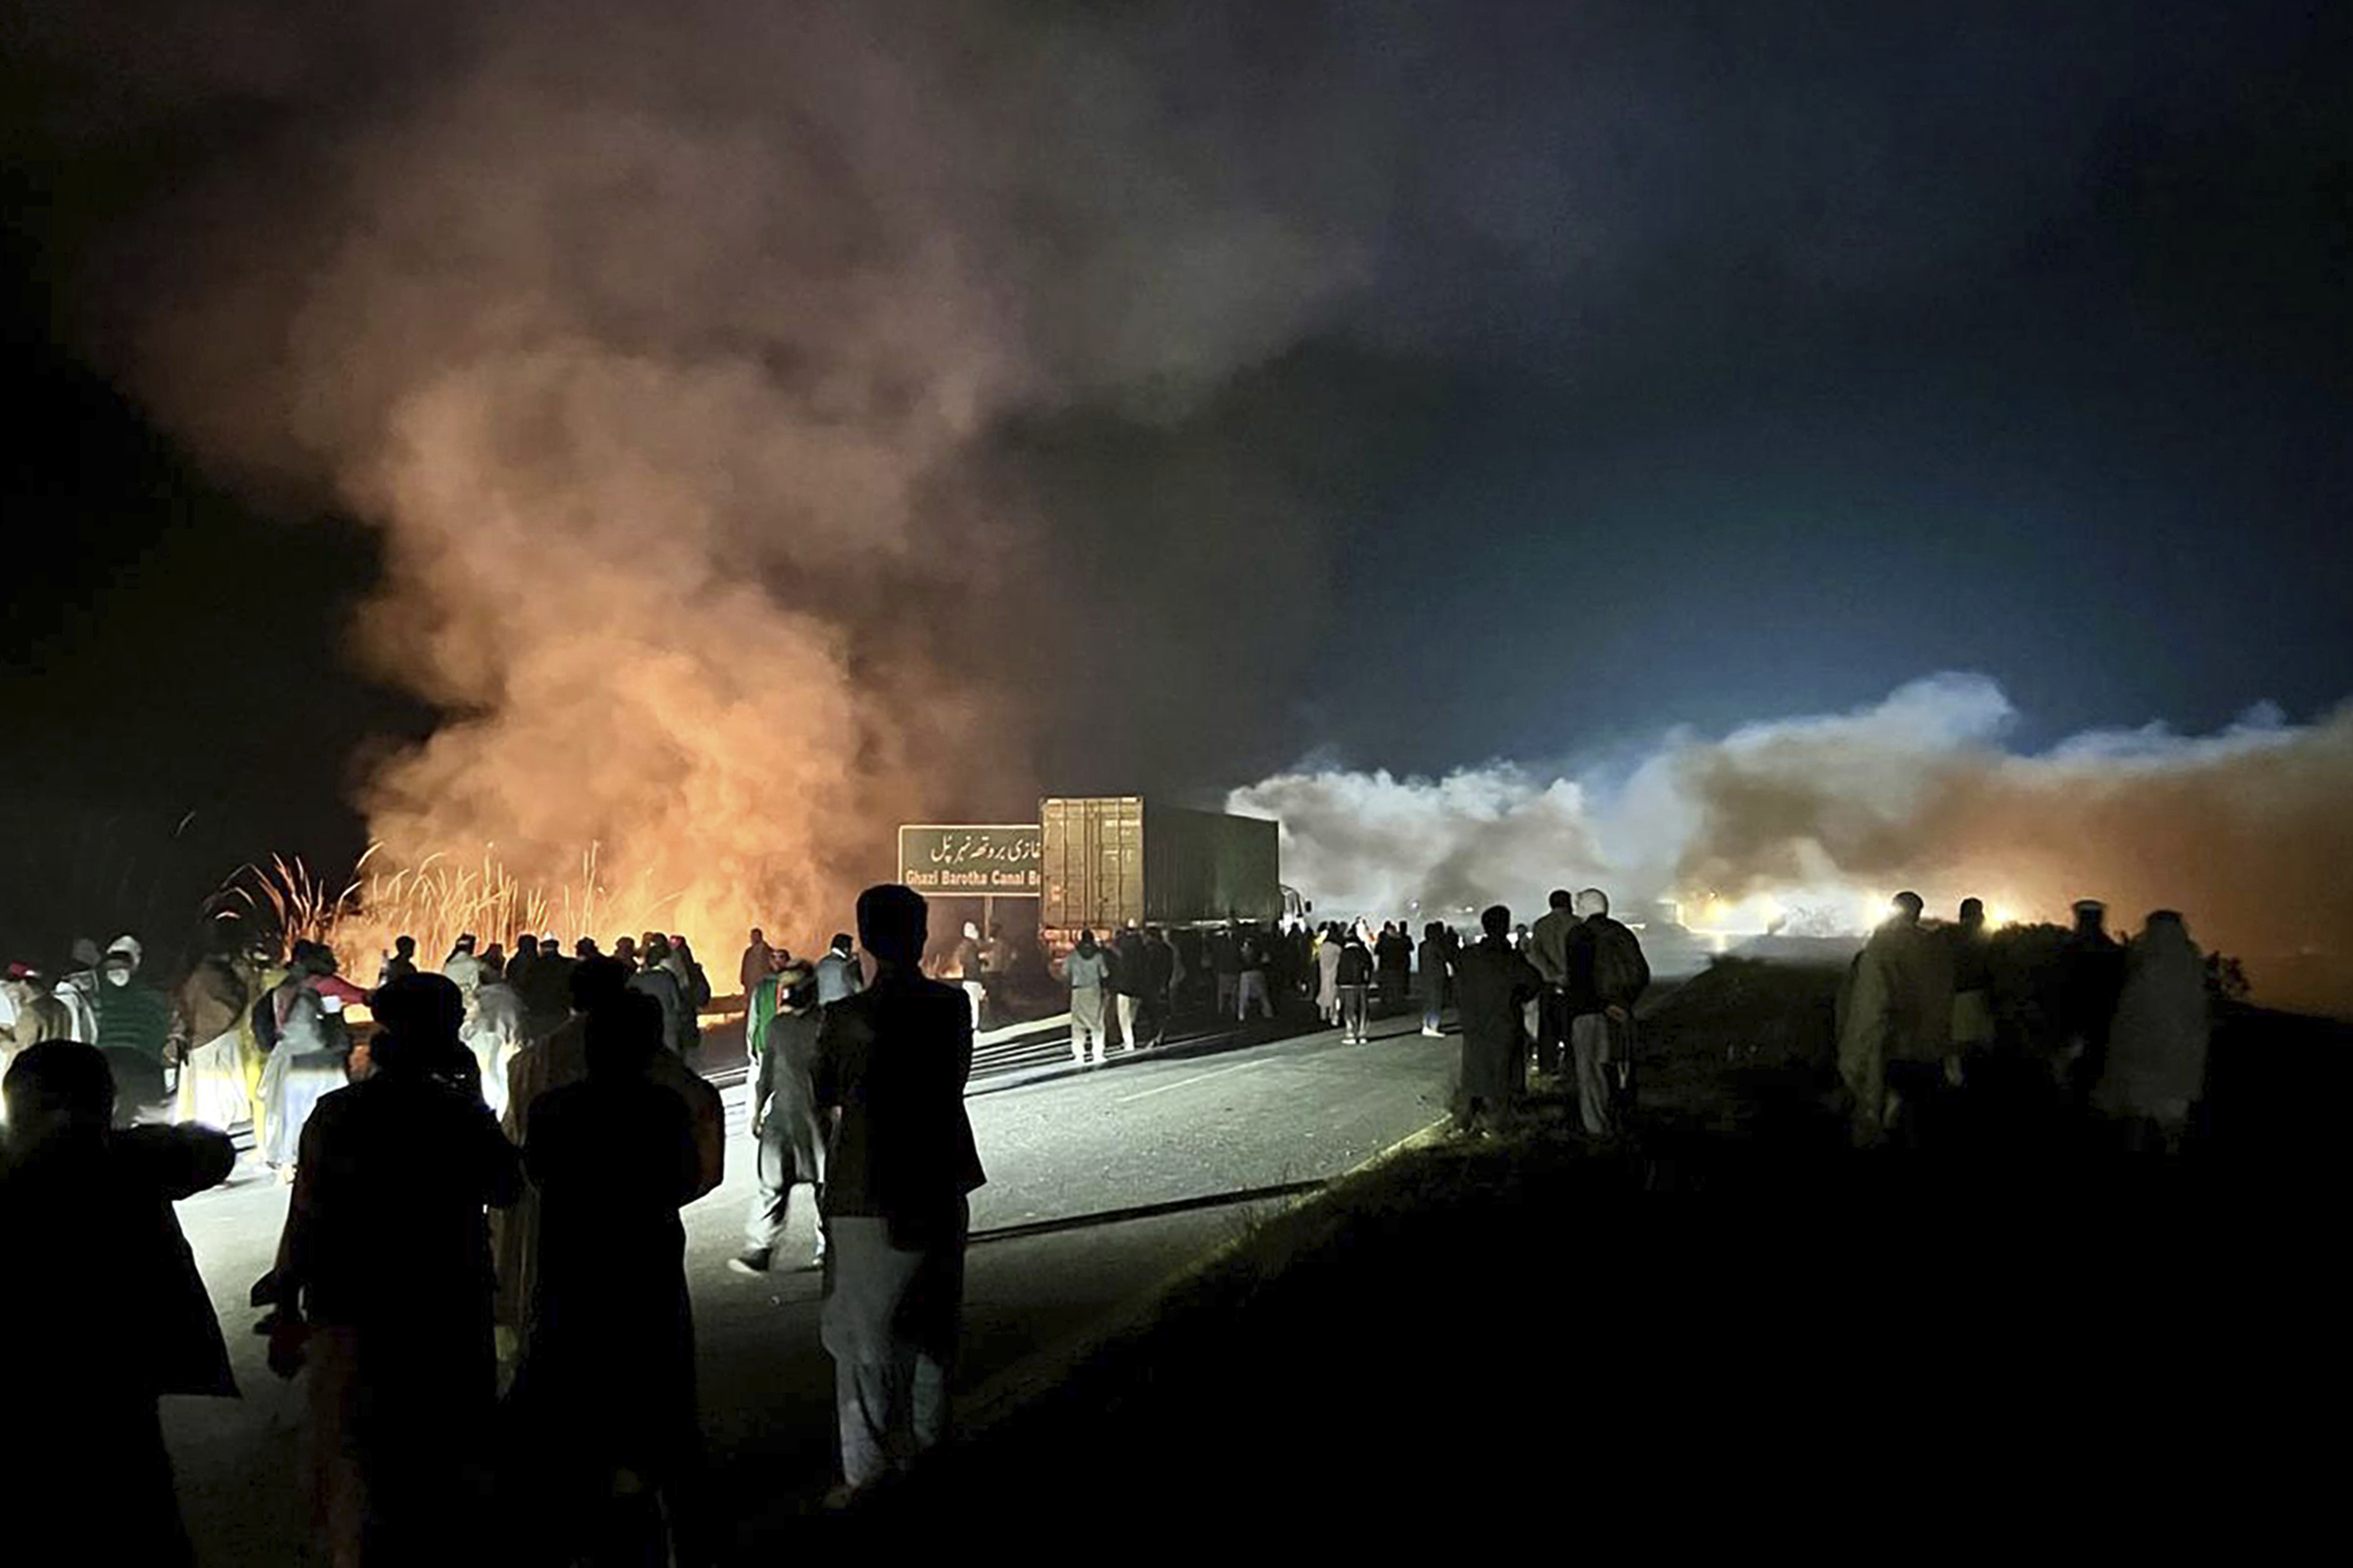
[1142,925,1176,1046]
[1528,889,1580,1077]
[816,932,865,1005]
[2093,911,2209,1152]
[1948,898,1997,1057]
[378,935,418,987]
[1374,921,1413,1012]
[1210,926,1242,1017]
[3,1041,236,1565]
[2059,899,2127,1109]
[733,961,828,1274]
[1063,929,1112,1065]
[1452,906,1541,1134]
[1237,929,1275,1022]
[266,972,523,1566]
[740,928,775,1000]
[815,884,986,1498]
[1336,926,1373,1043]
[1561,889,1650,1138]
[512,990,708,1565]
[1836,892,1956,1148]
[628,935,687,1053]
[1112,924,1150,1050]
[1418,922,1449,1037]
[497,956,630,1358]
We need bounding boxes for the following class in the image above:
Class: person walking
[1835,892,1956,1148]
[1335,925,1374,1043]
[813,885,986,1500]
[1451,907,1541,1135]
[1112,923,1150,1052]
[816,932,866,1005]
[1143,925,1176,1047]
[3,1041,238,1565]
[1210,926,1241,1019]
[2092,911,2210,1153]
[511,990,710,1565]
[1063,930,1113,1065]
[263,973,523,1566]
[732,962,828,1273]
[1237,929,1275,1023]
[1561,889,1649,1139]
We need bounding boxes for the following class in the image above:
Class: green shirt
[95,979,174,1061]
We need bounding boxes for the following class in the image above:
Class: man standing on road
[814,884,986,1501]
[1063,930,1113,1066]
[734,962,828,1274]
[1835,892,1955,1148]
[1451,906,1541,1135]
[1528,890,1580,1078]
[265,972,523,1563]
[817,932,866,1006]
[1209,925,1241,1019]
[1335,926,1374,1043]
[1143,925,1176,1047]
[951,921,986,1033]
[1418,923,1450,1037]
[1561,889,1649,1139]
[1112,923,1150,1052]
[4,1040,238,1564]
[740,928,775,1002]
[1237,928,1276,1024]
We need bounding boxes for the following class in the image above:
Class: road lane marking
[1114,1059,1264,1103]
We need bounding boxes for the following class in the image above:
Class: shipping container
[1039,796,1281,933]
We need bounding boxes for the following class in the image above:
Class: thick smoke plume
[65,1,1397,945]
[1236,674,2353,1014]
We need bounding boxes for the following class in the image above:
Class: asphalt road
[160,1004,1456,1562]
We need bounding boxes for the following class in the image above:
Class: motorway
[159,1004,1457,1561]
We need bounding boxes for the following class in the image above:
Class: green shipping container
[1039,796,1281,932]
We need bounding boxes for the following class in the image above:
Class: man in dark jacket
[1451,906,1541,1134]
[1335,928,1374,1043]
[814,885,986,1497]
[3,1041,236,1564]
[513,990,709,1564]
[733,962,827,1274]
[1374,922,1414,1012]
[1561,889,1650,1138]
[1113,924,1151,1051]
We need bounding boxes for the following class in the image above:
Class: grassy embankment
[868,950,2325,1525]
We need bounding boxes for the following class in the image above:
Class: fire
[214,842,708,976]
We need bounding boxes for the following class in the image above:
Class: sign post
[896,824,1044,900]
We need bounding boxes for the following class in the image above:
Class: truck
[1038,796,1284,937]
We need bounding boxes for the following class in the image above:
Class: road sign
[897,824,1043,896]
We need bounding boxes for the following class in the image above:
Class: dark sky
[3,1,2349,958]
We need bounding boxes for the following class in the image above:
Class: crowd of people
[1,887,986,1563]
[0,876,2224,1560]
[1834,893,2214,1154]
[1048,892,1653,1141]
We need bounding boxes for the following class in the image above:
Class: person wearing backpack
[1562,888,1649,1138]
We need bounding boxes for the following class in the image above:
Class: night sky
[2,1,2348,962]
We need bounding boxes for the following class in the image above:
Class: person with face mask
[95,946,175,1116]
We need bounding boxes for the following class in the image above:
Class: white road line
[1114,1058,1265,1103]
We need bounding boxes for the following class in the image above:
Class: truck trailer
[1039,796,1282,936]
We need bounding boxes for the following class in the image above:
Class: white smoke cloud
[1235,674,2353,1014]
